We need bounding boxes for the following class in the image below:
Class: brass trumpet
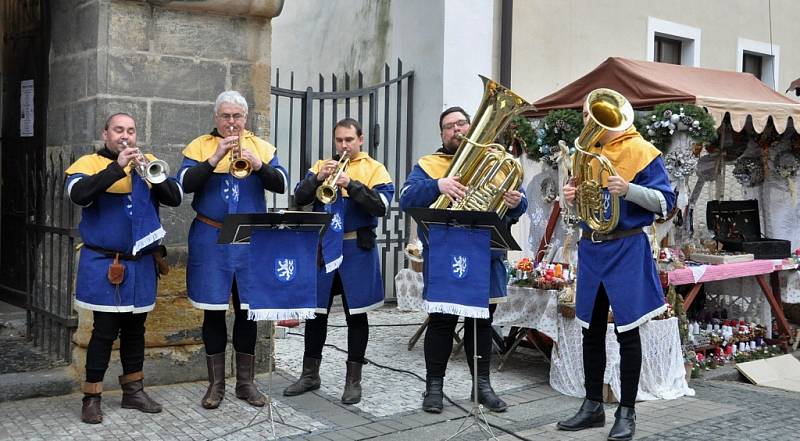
[123,141,170,184]
[227,125,252,179]
[316,152,350,204]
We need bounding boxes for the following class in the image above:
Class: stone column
[48,0,283,389]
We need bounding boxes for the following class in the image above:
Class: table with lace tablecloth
[549,316,694,402]
[491,285,560,368]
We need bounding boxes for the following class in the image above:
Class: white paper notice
[20,79,34,137]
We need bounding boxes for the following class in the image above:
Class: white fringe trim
[325,254,343,273]
[247,308,316,322]
[423,300,489,319]
[615,303,668,333]
[132,226,166,256]
[74,299,154,314]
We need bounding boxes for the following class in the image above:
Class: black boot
[422,376,444,413]
[470,375,507,412]
[235,352,267,407]
[283,356,321,396]
[202,352,226,409]
[81,382,103,424]
[119,372,162,413]
[607,406,635,441]
[557,398,605,431]
[341,361,363,404]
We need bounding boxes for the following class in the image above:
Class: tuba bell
[571,88,634,234]
[430,75,534,217]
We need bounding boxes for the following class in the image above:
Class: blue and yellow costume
[575,128,676,332]
[399,150,528,305]
[66,149,182,313]
[296,151,394,314]
[178,129,288,310]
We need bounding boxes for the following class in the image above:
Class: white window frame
[736,38,779,90]
[646,17,701,67]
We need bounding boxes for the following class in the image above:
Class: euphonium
[227,125,252,179]
[430,75,534,217]
[316,152,350,204]
[571,88,634,234]
[123,141,170,184]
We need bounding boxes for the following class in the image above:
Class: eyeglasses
[217,113,245,121]
[442,119,469,131]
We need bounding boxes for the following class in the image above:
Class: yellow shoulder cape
[418,153,453,180]
[311,152,391,197]
[182,131,277,174]
[589,127,661,185]
[65,152,158,194]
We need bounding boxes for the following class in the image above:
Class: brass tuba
[315,151,350,204]
[571,88,634,234]
[227,125,252,179]
[429,75,534,217]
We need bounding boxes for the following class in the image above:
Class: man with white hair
[179,90,288,409]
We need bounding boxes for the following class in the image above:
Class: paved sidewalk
[1,307,798,440]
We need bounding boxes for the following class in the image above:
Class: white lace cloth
[550,316,694,402]
[394,268,425,311]
[493,286,560,343]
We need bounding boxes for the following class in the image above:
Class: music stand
[218,210,331,439]
[407,208,519,441]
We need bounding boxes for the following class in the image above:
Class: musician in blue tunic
[283,118,394,405]
[178,90,288,410]
[557,102,676,441]
[65,113,182,424]
[399,107,527,414]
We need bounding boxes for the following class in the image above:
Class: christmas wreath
[635,103,717,153]
[528,109,583,165]
[500,115,536,158]
[733,156,765,187]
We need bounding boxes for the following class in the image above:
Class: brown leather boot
[235,352,266,407]
[119,372,162,413]
[202,352,226,409]
[341,361,363,404]
[81,382,103,424]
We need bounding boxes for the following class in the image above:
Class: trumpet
[122,141,170,184]
[227,125,252,179]
[315,152,350,204]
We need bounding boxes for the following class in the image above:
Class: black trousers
[304,271,369,363]
[202,278,257,355]
[85,311,148,383]
[424,304,497,378]
[582,284,642,408]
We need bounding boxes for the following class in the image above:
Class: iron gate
[269,59,414,299]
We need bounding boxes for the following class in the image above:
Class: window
[742,53,763,80]
[654,36,682,65]
[646,17,701,67]
[737,38,779,89]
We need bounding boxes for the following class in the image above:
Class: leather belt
[343,231,357,240]
[581,227,643,243]
[82,244,154,261]
[196,214,223,229]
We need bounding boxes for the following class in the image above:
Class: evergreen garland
[529,109,584,165]
[634,103,717,153]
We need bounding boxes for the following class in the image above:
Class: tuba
[227,125,252,179]
[123,141,170,185]
[571,88,634,234]
[315,151,350,204]
[430,75,534,217]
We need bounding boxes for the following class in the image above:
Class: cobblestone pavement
[1,306,798,440]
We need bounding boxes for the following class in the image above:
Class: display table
[493,286,560,368]
[667,260,791,337]
[549,316,694,401]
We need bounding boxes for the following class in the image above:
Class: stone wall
[47,0,281,387]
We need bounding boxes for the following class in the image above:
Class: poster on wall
[20,79,34,137]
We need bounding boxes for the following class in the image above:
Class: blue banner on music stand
[423,224,491,319]
[247,229,318,321]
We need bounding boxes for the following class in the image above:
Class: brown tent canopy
[528,57,800,134]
